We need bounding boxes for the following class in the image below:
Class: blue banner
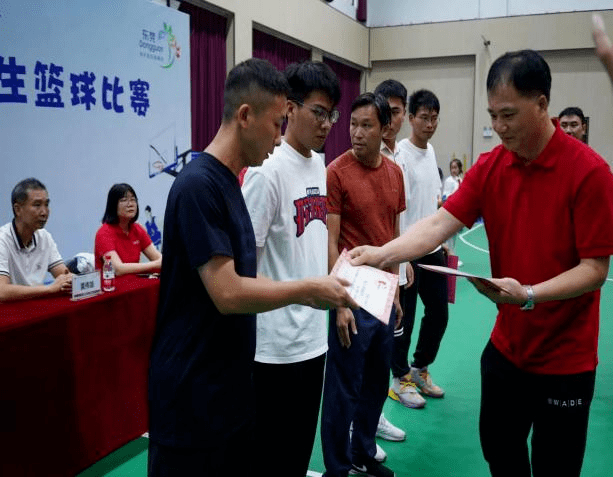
[0,0,190,259]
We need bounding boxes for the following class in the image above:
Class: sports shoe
[351,423,387,462]
[410,366,445,398]
[388,375,426,408]
[375,443,387,463]
[349,459,395,477]
[375,413,406,442]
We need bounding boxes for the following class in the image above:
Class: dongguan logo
[139,22,181,69]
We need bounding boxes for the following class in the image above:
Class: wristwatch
[520,285,535,311]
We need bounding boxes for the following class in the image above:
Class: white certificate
[330,250,398,324]
[417,264,509,293]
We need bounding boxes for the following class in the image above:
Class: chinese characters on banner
[0,56,151,116]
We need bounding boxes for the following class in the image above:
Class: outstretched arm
[349,207,464,270]
[593,14,613,83]
[469,256,609,306]
[198,255,357,315]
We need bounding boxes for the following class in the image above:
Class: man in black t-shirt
[147,58,356,477]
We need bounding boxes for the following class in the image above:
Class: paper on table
[417,264,509,293]
[330,250,398,324]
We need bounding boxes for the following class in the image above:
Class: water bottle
[102,254,115,292]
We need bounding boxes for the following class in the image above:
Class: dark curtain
[246,29,311,184]
[179,3,227,151]
[357,0,367,23]
[252,29,311,71]
[323,57,361,165]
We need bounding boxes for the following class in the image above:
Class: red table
[0,275,160,476]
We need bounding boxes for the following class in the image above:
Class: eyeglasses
[416,114,439,125]
[119,197,137,204]
[293,100,340,124]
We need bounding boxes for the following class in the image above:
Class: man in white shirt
[374,79,431,412]
[391,89,449,408]
[0,178,72,302]
[242,61,342,477]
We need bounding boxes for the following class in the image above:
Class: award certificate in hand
[330,250,398,324]
[417,264,509,293]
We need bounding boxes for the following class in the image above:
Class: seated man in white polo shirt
[0,178,72,302]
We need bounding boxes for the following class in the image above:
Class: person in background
[558,107,587,143]
[442,158,463,201]
[371,78,414,440]
[390,89,448,409]
[94,183,162,275]
[442,158,464,262]
[0,178,72,301]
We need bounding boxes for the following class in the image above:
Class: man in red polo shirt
[349,49,613,477]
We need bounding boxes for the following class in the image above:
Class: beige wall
[187,0,369,68]
[370,10,613,166]
[170,2,613,164]
[544,49,613,163]
[367,56,475,172]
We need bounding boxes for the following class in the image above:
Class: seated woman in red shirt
[94,183,162,276]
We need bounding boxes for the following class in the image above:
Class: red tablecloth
[0,275,160,476]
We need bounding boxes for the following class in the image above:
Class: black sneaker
[349,459,395,477]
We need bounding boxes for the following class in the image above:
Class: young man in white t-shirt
[390,89,449,409]
[374,80,431,412]
[242,61,342,477]
[0,178,72,302]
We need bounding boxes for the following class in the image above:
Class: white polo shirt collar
[11,219,37,251]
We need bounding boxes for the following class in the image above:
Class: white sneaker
[410,366,445,398]
[350,423,388,463]
[375,413,406,442]
[375,443,387,463]
[388,376,426,409]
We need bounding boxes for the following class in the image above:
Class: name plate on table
[71,271,102,301]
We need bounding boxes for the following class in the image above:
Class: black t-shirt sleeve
[176,173,233,271]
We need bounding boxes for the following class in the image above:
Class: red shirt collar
[505,118,563,170]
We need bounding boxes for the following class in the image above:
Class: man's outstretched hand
[348,245,384,269]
